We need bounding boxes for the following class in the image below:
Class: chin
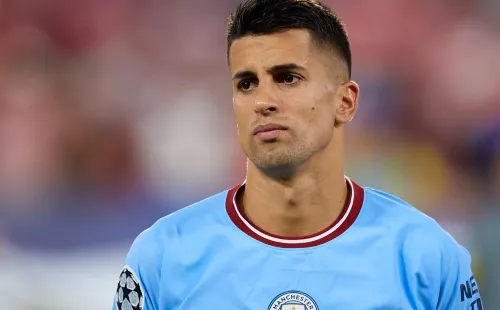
[246,142,312,169]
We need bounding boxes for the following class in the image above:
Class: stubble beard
[247,140,313,180]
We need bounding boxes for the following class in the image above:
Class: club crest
[268,291,319,310]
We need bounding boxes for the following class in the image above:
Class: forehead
[229,29,317,72]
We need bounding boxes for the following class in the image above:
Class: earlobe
[335,81,359,125]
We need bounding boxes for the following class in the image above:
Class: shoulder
[362,187,465,256]
[114,190,231,309]
[361,187,481,308]
[128,189,230,254]
[363,187,434,222]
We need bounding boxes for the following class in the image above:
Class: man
[113,0,484,309]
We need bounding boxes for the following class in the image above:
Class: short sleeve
[402,223,484,310]
[112,228,162,310]
[437,243,484,310]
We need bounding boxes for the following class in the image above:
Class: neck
[241,139,347,238]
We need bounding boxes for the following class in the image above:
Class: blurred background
[0,0,498,308]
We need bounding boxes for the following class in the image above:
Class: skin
[229,29,360,237]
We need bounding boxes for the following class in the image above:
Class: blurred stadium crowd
[0,0,498,309]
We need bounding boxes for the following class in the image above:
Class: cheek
[300,101,334,137]
[300,103,322,126]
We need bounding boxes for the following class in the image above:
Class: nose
[254,85,280,116]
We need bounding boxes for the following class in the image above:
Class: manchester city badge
[268,291,319,310]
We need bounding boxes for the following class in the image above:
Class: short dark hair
[227,0,352,78]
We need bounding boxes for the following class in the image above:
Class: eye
[237,80,257,92]
[276,73,301,85]
[284,75,298,84]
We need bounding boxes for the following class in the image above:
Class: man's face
[229,29,345,171]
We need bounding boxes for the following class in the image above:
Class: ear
[335,81,360,126]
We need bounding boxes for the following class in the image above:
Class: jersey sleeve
[403,224,484,310]
[436,243,484,310]
[112,227,163,310]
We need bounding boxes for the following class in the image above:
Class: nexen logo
[460,275,482,310]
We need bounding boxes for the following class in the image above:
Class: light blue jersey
[113,177,483,309]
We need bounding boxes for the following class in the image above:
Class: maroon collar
[226,177,365,248]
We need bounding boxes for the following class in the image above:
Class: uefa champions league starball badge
[115,266,145,310]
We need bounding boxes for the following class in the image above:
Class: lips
[252,123,288,135]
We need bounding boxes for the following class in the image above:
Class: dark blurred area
[0,0,498,308]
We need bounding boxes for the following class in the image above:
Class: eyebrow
[232,63,306,80]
